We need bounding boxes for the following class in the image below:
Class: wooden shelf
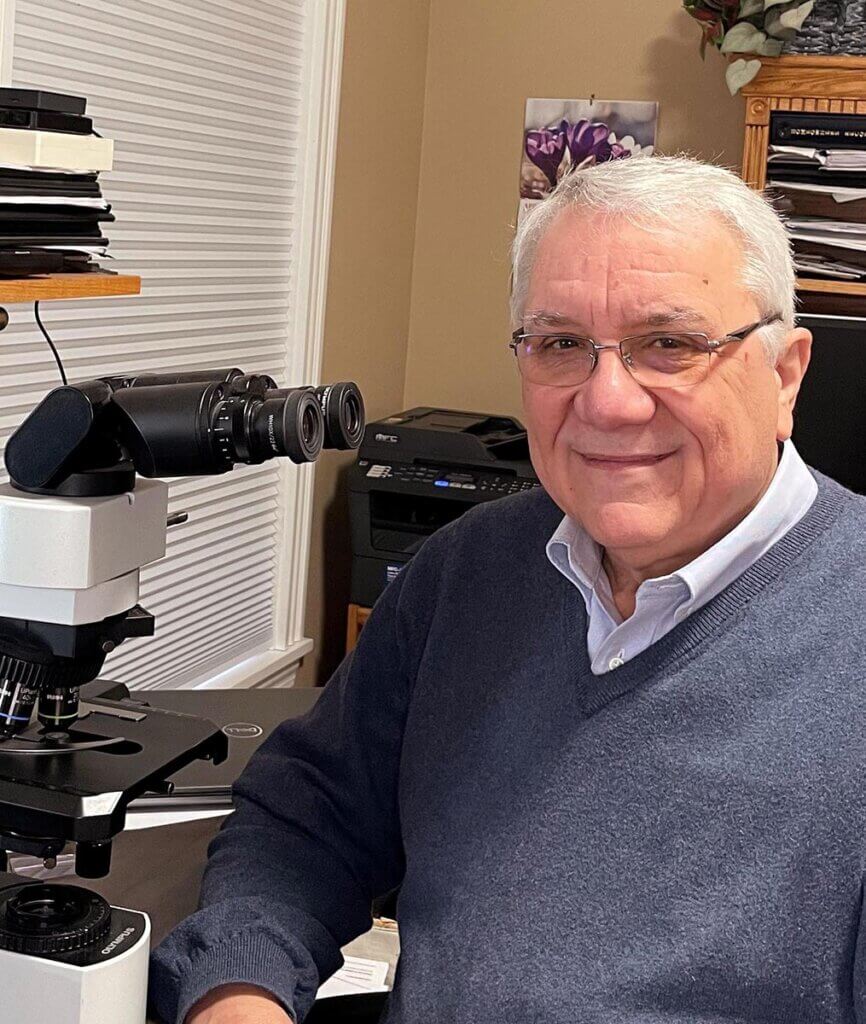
[794,277,866,317]
[742,54,866,103]
[0,273,140,304]
[796,277,866,296]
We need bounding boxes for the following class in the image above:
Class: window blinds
[6,0,311,689]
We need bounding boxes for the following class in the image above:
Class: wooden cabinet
[741,54,866,316]
[346,603,372,653]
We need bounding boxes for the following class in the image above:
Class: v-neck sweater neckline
[570,482,851,717]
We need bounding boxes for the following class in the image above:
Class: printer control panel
[360,460,539,496]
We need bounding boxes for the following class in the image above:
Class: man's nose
[574,346,657,426]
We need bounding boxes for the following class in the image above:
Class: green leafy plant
[683,0,816,93]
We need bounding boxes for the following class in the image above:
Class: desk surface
[134,686,320,801]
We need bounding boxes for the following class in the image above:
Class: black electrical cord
[34,301,68,386]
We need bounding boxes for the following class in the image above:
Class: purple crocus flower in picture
[564,118,614,169]
[524,126,566,188]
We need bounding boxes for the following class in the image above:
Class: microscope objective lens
[0,679,38,737]
[37,687,79,731]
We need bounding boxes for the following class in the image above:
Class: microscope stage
[0,694,227,844]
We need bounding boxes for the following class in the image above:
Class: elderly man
[151,155,866,1024]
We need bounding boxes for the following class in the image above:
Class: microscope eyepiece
[265,382,365,452]
[311,381,365,450]
[5,369,365,494]
[108,376,327,477]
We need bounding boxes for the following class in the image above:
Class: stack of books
[0,87,114,278]
[767,112,866,282]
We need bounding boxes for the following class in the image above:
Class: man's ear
[775,327,812,442]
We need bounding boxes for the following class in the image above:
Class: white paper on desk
[317,956,389,999]
[124,807,230,831]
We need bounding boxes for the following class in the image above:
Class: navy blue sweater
[151,473,866,1024]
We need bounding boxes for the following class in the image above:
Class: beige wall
[403,0,747,418]
[296,0,432,686]
[301,0,747,684]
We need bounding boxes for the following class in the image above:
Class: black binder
[772,111,866,150]
[0,233,109,246]
[0,207,111,222]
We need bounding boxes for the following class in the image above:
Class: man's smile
[578,450,676,469]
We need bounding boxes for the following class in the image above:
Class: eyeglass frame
[508,312,784,388]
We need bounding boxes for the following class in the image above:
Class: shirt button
[608,656,625,670]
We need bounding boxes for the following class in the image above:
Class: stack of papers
[770,180,866,203]
[793,254,866,280]
[767,150,866,280]
[769,145,866,172]
[0,107,115,274]
[0,163,115,266]
[316,956,390,1000]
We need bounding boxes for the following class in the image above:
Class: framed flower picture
[519,97,659,223]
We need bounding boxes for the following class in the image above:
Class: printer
[348,407,540,607]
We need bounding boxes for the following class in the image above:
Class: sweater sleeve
[148,550,428,1024]
[854,880,866,1022]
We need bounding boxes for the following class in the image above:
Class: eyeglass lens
[515,333,711,388]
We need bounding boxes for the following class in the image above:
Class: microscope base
[0,901,150,1024]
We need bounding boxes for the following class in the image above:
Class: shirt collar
[674,439,815,605]
[546,440,817,606]
[547,507,602,599]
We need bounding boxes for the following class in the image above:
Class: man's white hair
[510,154,795,361]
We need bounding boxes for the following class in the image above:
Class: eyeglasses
[509,313,783,389]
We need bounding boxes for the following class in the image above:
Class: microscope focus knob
[0,883,111,955]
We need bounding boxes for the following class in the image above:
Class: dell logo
[374,433,399,443]
[223,722,263,739]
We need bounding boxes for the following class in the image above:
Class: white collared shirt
[546,440,818,675]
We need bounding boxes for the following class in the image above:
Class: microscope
[0,368,364,1024]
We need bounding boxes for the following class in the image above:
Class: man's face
[520,209,811,570]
